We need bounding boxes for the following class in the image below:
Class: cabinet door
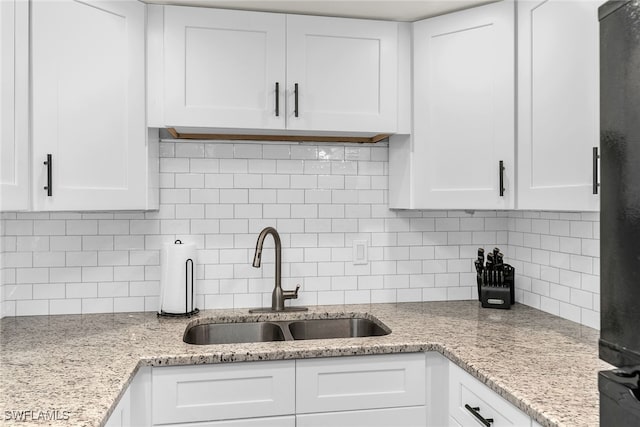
[0,0,29,211]
[163,6,286,130]
[286,15,398,133]
[104,387,130,427]
[296,406,426,427]
[296,353,425,414]
[517,0,600,211]
[104,367,151,427]
[152,361,295,425]
[412,1,515,209]
[158,416,296,427]
[31,0,148,211]
[448,362,530,427]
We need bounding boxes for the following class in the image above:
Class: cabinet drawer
[297,406,426,427]
[449,363,530,427]
[296,353,425,414]
[152,360,295,425]
[158,415,295,427]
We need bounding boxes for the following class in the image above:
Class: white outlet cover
[352,240,368,265]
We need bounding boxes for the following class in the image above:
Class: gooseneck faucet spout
[251,227,303,312]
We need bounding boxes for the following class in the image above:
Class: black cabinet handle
[499,160,505,197]
[275,82,280,117]
[43,154,52,197]
[465,404,494,427]
[294,83,299,117]
[593,147,600,195]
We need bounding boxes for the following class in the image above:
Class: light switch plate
[352,240,368,265]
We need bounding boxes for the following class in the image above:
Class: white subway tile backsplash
[509,211,599,328]
[5,284,32,300]
[67,220,97,235]
[82,298,114,314]
[559,301,581,323]
[175,173,205,189]
[16,300,49,316]
[34,220,66,236]
[33,252,65,268]
[539,296,560,316]
[549,220,571,236]
[50,299,82,315]
[17,268,49,284]
[113,297,146,313]
[33,283,65,299]
[114,236,146,250]
[1,141,600,329]
[82,267,113,282]
[160,158,189,173]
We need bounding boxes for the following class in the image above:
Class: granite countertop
[0,301,611,427]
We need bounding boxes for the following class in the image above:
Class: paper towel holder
[158,240,200,318]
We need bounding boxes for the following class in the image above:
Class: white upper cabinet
[517,0,601,211]
[31,0,154,211]
[163,7,286,130]
[0,0,29,211]
[409,0,515,209]
[157,6,399,134]
[286,15,398,133]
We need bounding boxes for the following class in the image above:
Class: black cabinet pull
[593,147,600,195]
[294,83,299,117]
[275,82,280,117]
[465,404,494,427]
[43,154,52,197]
[499,160,505,197]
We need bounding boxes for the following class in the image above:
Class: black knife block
[478,264,515,310]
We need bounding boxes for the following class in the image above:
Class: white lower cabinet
[447,360,531,427]
[105,367,151,427]
[105,385,130,427]
[155,416,296,427]
[107,352,544,427]
[297,406,426,427]
[296,353,426,426]
[296,353,426,414]
[151,360,295,425]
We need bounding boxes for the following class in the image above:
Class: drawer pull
[294,83,299,117]
[465,404,494,427]
[44,154,52,196]
[275,82,280,117]
[498,160,505,197]
[593,146,600,195]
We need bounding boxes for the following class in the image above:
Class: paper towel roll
[160,240,197,314]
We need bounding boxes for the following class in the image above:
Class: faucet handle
[283,284,301,300]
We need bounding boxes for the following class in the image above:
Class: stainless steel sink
[183,316,390,345]
[287,318,389,340]
[183,321,286,345]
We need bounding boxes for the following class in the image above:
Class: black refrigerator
[599,0,640,424]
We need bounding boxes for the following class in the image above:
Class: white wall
[0,140,600,329]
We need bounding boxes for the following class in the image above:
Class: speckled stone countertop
[0,301,610,427]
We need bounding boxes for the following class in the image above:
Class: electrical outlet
[352,240,368,265]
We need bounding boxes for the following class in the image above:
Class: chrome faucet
[251,227,306,312]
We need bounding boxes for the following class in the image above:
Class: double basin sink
[184,316,390,345]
